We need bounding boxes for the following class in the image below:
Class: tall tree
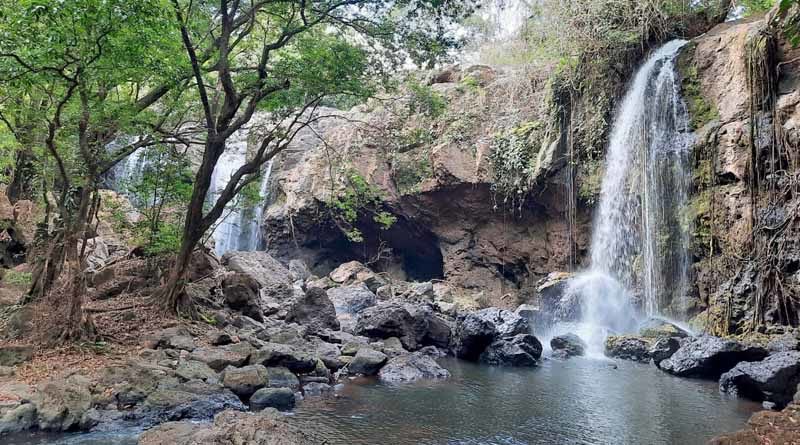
[159,0,476,313]
[0,0,187,340]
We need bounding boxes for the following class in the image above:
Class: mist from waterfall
[557,40,694,352]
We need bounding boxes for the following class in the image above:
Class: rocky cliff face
[681,14,800,334]
[262,67,592,309]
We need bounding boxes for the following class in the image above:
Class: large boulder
[249,343,317,374]
[378,353,450,383]
[249,388,296,411]
[221,364,267,398]
[354,303,416,350]
[659,336,768,378]
[719,351,800,408]
[637,318,691,339]
[327,283,377,315]
[265,367,300,391]
[649,337,681,367]
[329,261,370,283]
[221,273,264,322]
[285,287,340,333]
[36,375,92,431]
[479,334,542,367]
[139,408,314,445]
[347,348,387,376]
[550,333,586,357]
[453,308,529,361]
[190,344,253,372]
[222,251,293,300]
[604,336,652,362]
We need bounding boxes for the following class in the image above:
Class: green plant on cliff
[407,81,447,118]
[489,120,543,199]
[330,171,396,243]
[393,153,433,194]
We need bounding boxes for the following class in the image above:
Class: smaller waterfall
[552,40,694,353]
[209,128,273,257]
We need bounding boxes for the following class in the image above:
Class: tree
[158,0,476,313]
[0,0,188,340]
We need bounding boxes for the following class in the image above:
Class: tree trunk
[7,148,36,203]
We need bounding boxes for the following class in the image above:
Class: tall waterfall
[564,40,694,349]
[209,128,273,257]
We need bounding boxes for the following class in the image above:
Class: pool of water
[291,357,759,445]
[4,357,759,445]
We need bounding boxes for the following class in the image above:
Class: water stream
[557,40,695,351]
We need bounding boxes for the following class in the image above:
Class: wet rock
[285,286,340,333]
[354,302,417,349]
[221,273,264,322]
[265,367,300,390]
[222,251,293,301]
[0,345,33,366]
[221,364,268,398]
[139,380,244,423]
[249,387,295,411]
[190,344,252,372]
[303,382,334,397]
[249,342,317,374]
[719,351,800,408]
[378,353,450,383]
[550,333,586,357]
[347,348,387,376]
[0,403,37,434]
[453,308,529,361]
[139,408,312,445]
[649,337,681,366]
[480,334,542,367]
[604,336,652,362]
[659,335,768,378]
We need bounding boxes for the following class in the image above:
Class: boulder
[378,353,450,383]
[329,261,369,283]
[285,286,340,333]
[719,351,800,408]
[659,336,768,378]
[347,348,387,376]
[604,336,652,362]
[139,380,244,422]
[649,337,681,366]
[355,302,452,351]
[221,364,267,398]
[550,333,586,357]
[638,318,690,339]
[249,388,296,411]
[222,251,293,300]
[36,375,92,431]
[142,327,190,350]
[190,344,252,372]
[249,343,317,374]
[327,283,377,315]
[265,367,300,390]
[0,345,33,366]
[139,408,312,445]
[453,308,529,361]
[288,259,311,282]
[208,331,235,346]
[221,273,264,322]
[767,332,800,352]
[302,382,334,397]
[175,360,218,382]
[480,334,542,367]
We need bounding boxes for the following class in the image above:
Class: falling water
[556,40,694,351]
[209,127,273,257]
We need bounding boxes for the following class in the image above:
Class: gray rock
[719,351,800,408]
[265,367,300,390]
[249,387,295,411]
[604,336,651,362]
[175,360,218,382]
[302,382,333,397]
[208,331,235,346]
[638,318,691,339]
[453,308,529,361]
[285,286,340,333]
[288,259,312,282]
[348,348,387,376]
[480,334,542,367]
[327,283,377,315]
[139,409,305,444]
[221,273,263,322]
[221,364,267,398]
[189,344,252,372]
[378,353,450,383]
[550,333,586,357]
[767,332,800,352]
[650,337,681,366]
[36,374,92,431]
[167,335,197,352]
[659,335,768,378]
[249,342,317,374]
[222,251,294,300]
[329,261,369,283]
[0,403,37,434]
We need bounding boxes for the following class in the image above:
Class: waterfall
[209,127,273,257]
[559,40,694,351]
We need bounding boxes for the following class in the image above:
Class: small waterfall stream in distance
[559,39,695,353]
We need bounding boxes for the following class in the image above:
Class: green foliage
[458,75,481,92]
[330,171,395,243]
[2,270,32,287]
[393,154,433,194]
[407,82,447,118]
[678,46,720,129]
[489,120,543,198]
[0,129,18,184]
[742,0,777,14]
